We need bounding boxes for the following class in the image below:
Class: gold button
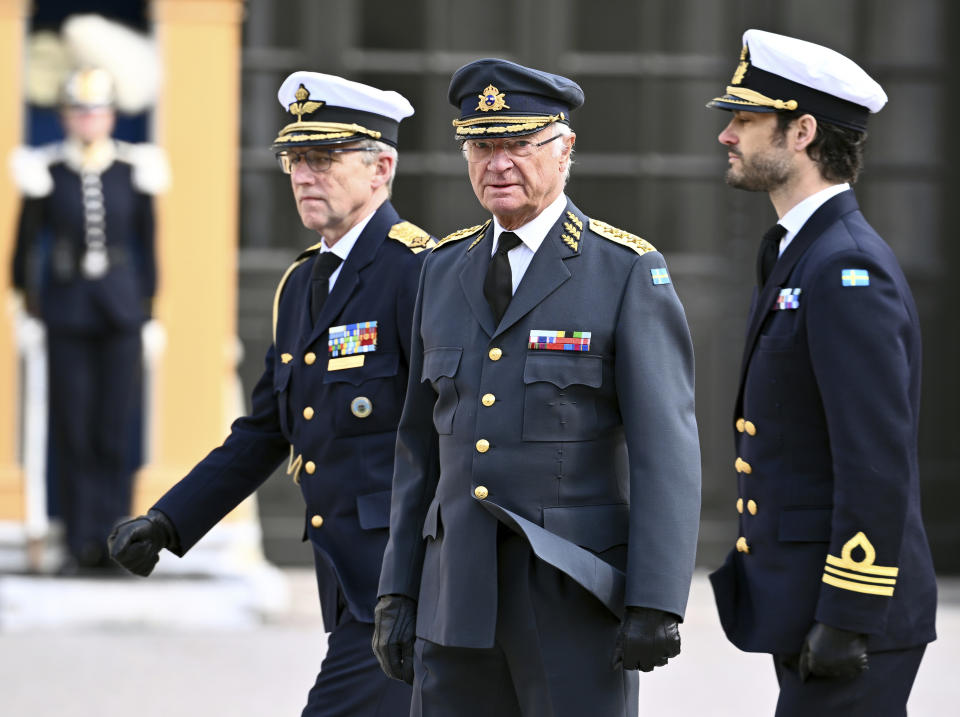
[736,418,746,433]
[735,457,752,475]
[476,439,490,453]
[488,347,502,361]
[304,352,317,365]
[303,406,315,420]
[474,486,488,500]
[310,514,324,528]
[747,499,758,515]
[305,461,316,474]
[736,498,744,514]
[481,393,496,407]
[744,421,757,436]
[736,536,750,554]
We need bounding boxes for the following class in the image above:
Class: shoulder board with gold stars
[589,218,657,255]
[388,221,436,253]
[433,220,491,251]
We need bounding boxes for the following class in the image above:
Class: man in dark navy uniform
[706,30,937,716]
[11,68,166,572]
[109,71,432,716]
[373,58,701,716]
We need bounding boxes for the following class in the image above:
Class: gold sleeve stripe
[825,553,899,577]
[823,565,897,585]
[822,573,894,597]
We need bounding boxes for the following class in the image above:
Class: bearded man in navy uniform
[706,30,937,716]
[11,68,166,572]
[373,58,701,716]
[109,71,433,717]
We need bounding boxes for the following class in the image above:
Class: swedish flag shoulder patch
[841,268,870,287]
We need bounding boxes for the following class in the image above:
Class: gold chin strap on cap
[724,86,798,111]
[453,113,564,136]
[274,121,383,144]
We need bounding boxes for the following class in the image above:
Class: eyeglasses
[276,147,380,174]
[461,132,563,163]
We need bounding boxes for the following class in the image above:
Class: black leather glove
[372,594,417,684]
[798,622,868,681]
[612,606,682,672]
[107,509,178,577]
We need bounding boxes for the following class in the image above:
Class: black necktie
[310,252,343,322]
[757,223,787,288]
[484,231,522,323]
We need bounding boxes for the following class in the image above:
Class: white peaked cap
[273,71,414,148]
[744,29,887,113]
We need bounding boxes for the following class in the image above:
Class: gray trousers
[410,531,639,717]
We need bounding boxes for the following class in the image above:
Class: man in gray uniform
[372,58,701,716]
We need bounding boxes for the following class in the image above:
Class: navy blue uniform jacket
[154,201,429,627]
[710,190,937,654]
[379,200,702,648]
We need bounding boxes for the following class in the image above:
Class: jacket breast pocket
[522,353,602,441]
[778,507,833,543]
[323,351,401,437]
[273,359,293,437]
[422,347,462,435]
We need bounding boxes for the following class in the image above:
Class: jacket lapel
[736,190,862,404]
[458,223,498,337]
[306,201,398,345]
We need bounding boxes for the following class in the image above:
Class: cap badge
[288,84,325,122]
[476,84,509,112]
[731,45,749,85]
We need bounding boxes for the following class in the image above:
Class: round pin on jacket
[351,396,373,418]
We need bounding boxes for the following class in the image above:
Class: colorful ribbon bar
[528,330,591,351]
[328,320,378,356]
[774,288,801,310]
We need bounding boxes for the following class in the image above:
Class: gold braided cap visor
[712,86,798,111]
[453,113,565,137]
[273,121,383,146]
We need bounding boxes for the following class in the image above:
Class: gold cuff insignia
[822,532,898,597]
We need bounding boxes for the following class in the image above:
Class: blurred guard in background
[109,71,432,717]
[10,67,165,573]
[706,29,937,717]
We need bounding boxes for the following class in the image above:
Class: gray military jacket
[379,198,701,648]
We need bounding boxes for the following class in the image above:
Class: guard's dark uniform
[154,200,430,716]
[12,140,158,567]
[380,204,701,716]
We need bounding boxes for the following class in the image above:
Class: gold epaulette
[589,218,657,255]
[434,220,491,250]
[388,221,436,253]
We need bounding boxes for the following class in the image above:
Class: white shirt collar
[319,207,378,260]
[777,183,850,255]
[491,192,568,255]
